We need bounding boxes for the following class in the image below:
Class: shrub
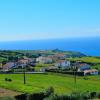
[90,92,96,99]
[44,94,70,100]
[8,79,12,82]
[5,78,12,82]
[15,93,27,100]
[5,78,8,81]
[45,87,54,97]
[81,92,90,100]
[27,92,45,100]
[97,92,100,98]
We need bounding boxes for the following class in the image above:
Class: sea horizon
[0,37,100,56]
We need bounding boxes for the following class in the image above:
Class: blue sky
[0,0,100,41]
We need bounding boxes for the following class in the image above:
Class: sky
[0,0,100,41]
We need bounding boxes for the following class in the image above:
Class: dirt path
[0,88,21,97]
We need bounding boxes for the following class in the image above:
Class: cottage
[84,69,98,75]
[17,59,30,68]
[36,56,53,64]
[54,54,66,59]
[3,62,16,71]
[77,64,90,72]
[23,57,35,63]
[55,60,70,69]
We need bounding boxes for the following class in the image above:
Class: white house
[55,60,70,69]
[84,69,98,76]
[54,54,66,59]
[36,56,53,64]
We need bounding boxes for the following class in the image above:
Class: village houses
[77,63,98,75]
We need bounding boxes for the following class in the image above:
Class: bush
[81,92,90,100]
[15,87,54,100]
[5,78,8,81]
[5,78,12,82]
[44,94,70,100]
[27,92,45,100]
[97,92,100,98]
[15,94,27,100]
[90,92,96,99]
[45,87,54,97]
[8,79,12,82]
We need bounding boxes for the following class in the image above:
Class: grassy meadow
[0,73,100,94]
[67,57,100,64]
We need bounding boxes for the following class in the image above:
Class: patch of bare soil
[0,88,21,97]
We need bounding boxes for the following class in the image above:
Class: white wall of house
[84,70,98,76]
[40,68,46,72]
[36,56,53,64]
[90,71,98,75]
[55,61,70,69]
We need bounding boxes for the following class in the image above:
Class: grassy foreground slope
[0,74,100,94]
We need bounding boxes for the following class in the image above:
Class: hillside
[15,49,86,58]
[0,50,86,62]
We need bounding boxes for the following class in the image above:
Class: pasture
[0,73,100,94]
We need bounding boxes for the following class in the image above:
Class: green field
[68,57,100,63]
[0,73,100,94]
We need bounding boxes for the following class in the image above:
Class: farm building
[77,63,90,71]
[83,69,98,75]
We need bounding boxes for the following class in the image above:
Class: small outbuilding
[83,69,98,76]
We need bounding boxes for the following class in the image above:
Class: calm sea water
[0,37,100,56]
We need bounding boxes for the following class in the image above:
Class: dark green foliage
[15,94,27,100]
[5,78,12,82]
[5,78,8,81]
[14,89,100,100]
[8,79,12,82]
[44,94,70,100]
[44,87,54,97]
[90,92,97,99]
[97,92,100,98]
[27,92,45,100]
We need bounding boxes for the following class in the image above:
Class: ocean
[0,37,100,56]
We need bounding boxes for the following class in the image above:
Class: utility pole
[23,53,26,84]
[23,66,26,84]
[74,65,77,84]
